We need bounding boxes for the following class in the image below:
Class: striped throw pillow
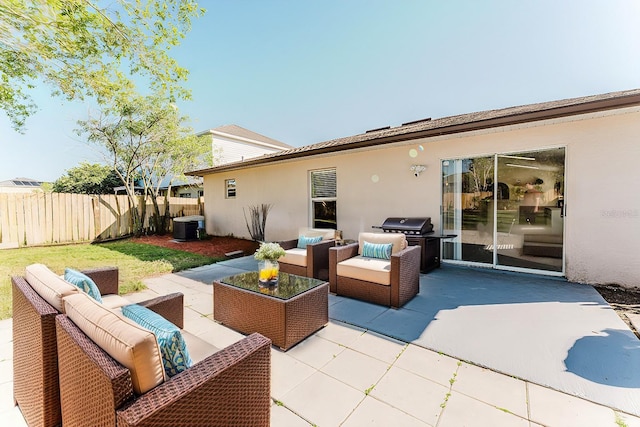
[64,268,103,303]
[121,304,192,378]
[362,241,393,260]
[297,235,323,249]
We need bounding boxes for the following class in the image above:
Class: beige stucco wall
[201,107,640,288]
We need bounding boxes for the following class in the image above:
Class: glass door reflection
[442,148,565,274]
[442,156,494,265]
[495,149,565,272]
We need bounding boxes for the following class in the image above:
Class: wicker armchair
[11,266,183,427]
[55,313,271,427]
[279,228,337,281]
[329,232,421,308]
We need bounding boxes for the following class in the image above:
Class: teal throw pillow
[64,268,103,303]
[362,241,393,260]
[297,235,323,249]
[121,304,192,378]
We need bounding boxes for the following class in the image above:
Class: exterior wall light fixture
[410,164,426,177]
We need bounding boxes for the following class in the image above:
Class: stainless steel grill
[373,217,439,273]
[374,217,433,235]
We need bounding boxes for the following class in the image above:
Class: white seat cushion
[337,256,391,285]
[26,263,79,312]
[63,292,165,395]
[181,331,219,364]
[279,248,307,267]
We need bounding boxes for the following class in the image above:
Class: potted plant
[254,242,285,287]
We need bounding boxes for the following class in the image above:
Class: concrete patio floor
[2,258,640,426]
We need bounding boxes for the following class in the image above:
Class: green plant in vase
[254,242,285,286]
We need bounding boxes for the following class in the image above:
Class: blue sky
[2,0,640,182]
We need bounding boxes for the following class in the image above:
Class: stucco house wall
[195,97,640,288]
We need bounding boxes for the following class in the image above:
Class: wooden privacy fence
[0,192,203,248]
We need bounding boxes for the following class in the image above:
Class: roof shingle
[188,88,640,176]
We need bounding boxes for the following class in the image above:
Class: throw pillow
[64,268,103,303]
[297,235,323,249]
[121,304,192,378]
[362,241,393,260]
[64,293,165,394]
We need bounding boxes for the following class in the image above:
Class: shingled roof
[198,124,292,150]
[188,88,640,176]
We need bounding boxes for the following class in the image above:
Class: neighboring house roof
[187,88,640,176]
[0,177,43,188]
[157,175,202,189]
[198,124,292,150]
[113,176,202,193]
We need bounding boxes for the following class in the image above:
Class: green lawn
[0,240,223,320]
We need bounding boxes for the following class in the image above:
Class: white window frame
[225,179,236,199]
[309,168,337,228]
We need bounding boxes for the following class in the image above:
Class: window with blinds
[310,168,337,229]
[225,179,236,198]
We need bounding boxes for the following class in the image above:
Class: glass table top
[218,271,326,300]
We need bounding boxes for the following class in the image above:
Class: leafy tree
[0,0,203,131]
[52,162,121,194]
[77,94,212,236]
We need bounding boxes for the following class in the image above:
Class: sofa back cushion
[298,227,336,241]
[25,263,79,313]
[63,293,165,394]
[358,232,407,256]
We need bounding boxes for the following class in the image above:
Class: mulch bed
[131,234,260,258]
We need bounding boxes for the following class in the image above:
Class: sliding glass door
[442,156,495,265]
[442,148,565,274]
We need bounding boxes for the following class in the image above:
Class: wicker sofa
[279,228,338,281]
[329,232,421,308]
[55,291,271,427]
[11,264,184,427]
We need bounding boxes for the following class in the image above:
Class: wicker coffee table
[213,271,328,350]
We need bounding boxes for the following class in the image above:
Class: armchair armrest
[12,276,62,427]
[329,243,359,292]
[116,333,271,427]
[391,245,420,261]
[81,266,119,296]
[56,312,271,427]
[12,275,59,318]
[331,242,359,262]
[55,314,134,427]
[308,238,335,252]
[390,246,421,308]
[137,292,184,329]
[307,239,336,280]
[279,239,298,250]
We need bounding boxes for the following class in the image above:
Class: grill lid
[379,217,433,235]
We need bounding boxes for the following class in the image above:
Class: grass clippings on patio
[0,240,222,320]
